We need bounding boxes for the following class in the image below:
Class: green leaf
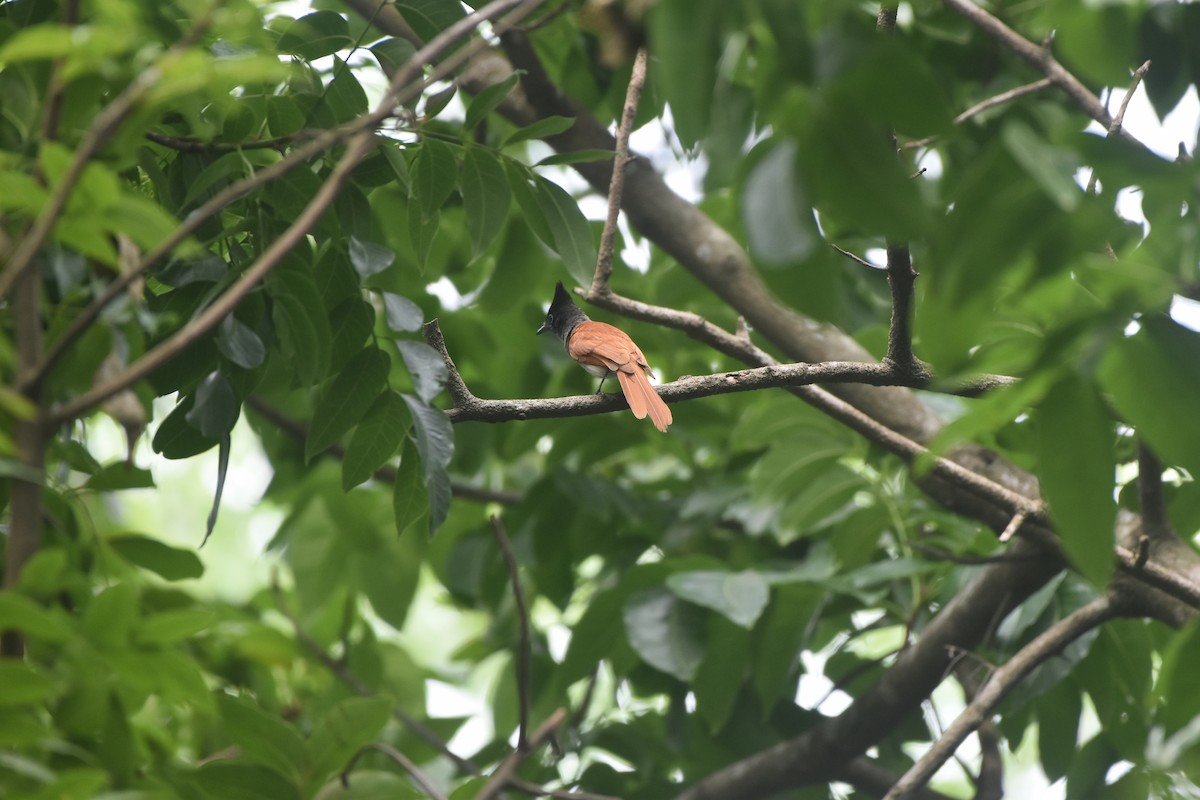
[308,697,391,783]
[305,347,391,462]
[411,139,458,221]
[276,11,352,60]
[186,371,240,438]
[82,583,138,649]
[623,587,706,681]
[396,340,447,405]
[460,146,511,258]
[369,37,417,75]
[0,593,71,643]
[343,391,409,491]
[218,693,308,780]
[647,0,718,147]
[84,464,155,491]
[217,315,266,369]
[0,23,74,62]
[400,395,454,534]
[392,439,427,536]
[108,534,204,580]
[324,59,368,123]
[136,608,216,645]
[313,770,425,799]
[196,760,302,800]
[692,614,749,732]
[1002,120,1082,212]
[502,115,576,146]
[394,0,466,41]
[0,662,59,707]
[1038,676,1083,781]
[463,71,520,131]
[504,159,555,246]
[1099,318,1200,478]
[381,293,423,333]
[666,570,770,629]
[270,268,332,387]
[408,206,439,270]
[153,394,216,460]
[533,175,596,286]
[349,237,395,280]
[742,140,816,265]
[1035,375,1115,586]
[752,583,822,709]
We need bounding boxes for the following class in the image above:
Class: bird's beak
[536,321,551,335]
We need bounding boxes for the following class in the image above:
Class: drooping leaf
[185,372,239,439]
[348,237,396,280]
[623,587,706,681]
[400,394,454,534]
[395,340,447,405]
[381,293,424,333]
[460,146,511,258]
[392,439,427,536]
[666,570,770,629]
[343,391,409,491]
[217,315,266,369]
[533,175,596,286]
[1034,375,1115,586]
[463,71,520,132]
[108,534,204,580]
[305,347,391,462]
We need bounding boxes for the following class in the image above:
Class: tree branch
[489,515,532,750]
[475,708,566,800]
[903,78,1053,150]
[883,595,1121,800]
[944,0,1147,151]
[590,46,647,295]
[341,743,448,800]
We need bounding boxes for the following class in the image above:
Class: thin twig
[1086,60,1152,193]
[41,0,545,426]
[270,581,480,775]
[903,79,1053,150]
[490,515,532,750]
[831,243,885,271]
[145,130,306,153]
[475,709,566,800]
[590,47,647,294]
[883,595,1121,800]
[341,743,448,800]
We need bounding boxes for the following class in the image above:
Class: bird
[536,282,672,432]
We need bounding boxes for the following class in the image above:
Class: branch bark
[883,595,1122,800]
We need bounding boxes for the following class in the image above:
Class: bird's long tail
[616,369,672,432]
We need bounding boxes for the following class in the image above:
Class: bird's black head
[536,282,589,343]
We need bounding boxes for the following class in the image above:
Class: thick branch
[674,537,1064,800]
[883,596,1121,800]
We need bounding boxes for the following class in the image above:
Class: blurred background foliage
[1,0,1200,798]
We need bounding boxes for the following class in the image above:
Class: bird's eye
[547,313,555,323]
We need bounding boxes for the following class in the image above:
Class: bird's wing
[568,321,650,374]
